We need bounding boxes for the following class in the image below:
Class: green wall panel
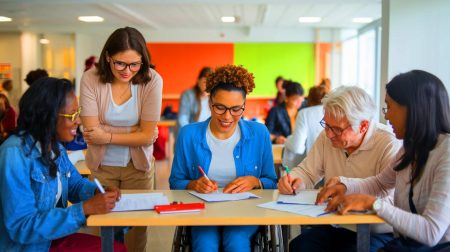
[234,43,315,96]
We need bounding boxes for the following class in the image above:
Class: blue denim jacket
[0,134,97,251]
[169,118,278,190]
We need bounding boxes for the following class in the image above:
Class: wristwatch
[372,198,383,213]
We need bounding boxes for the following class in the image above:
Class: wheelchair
[172,225,284,252]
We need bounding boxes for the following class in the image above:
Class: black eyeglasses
[211,103,245,116]
[110,58,142,72]
[381,108,388,114]
[319,119,352,136]
[59,107,82,122]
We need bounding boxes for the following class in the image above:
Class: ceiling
[0,0,381,41]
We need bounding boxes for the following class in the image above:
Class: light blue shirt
[169,118,278,190]
[0,134,97,251]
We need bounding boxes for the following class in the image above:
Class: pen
[284,165,296,195]
[198,165,217,192]
[94,178,105,194]
[197,165,211,181]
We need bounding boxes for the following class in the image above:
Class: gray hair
[322,86,376,132]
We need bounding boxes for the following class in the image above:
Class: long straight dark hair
[16,77,74,177]
[386,70,450,182]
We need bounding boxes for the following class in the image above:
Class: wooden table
[272,144,283,165]
[87,190,383,252]
[75,160,91,175]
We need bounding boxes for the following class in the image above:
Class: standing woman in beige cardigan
[80,27,162,251]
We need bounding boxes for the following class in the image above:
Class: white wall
[386,0,450,89]
[0,32,22,107]
[74,33,105,96]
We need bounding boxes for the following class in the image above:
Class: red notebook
[154,202,205,214]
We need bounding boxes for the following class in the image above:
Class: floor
[145,158,175,252]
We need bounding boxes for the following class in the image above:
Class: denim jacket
[0,134,97,251]
[169,118,278,190]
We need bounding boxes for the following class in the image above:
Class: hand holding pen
[82,178,120,215]
[284,166,296,195]
[187,166,218,193]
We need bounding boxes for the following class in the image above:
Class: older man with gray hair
[278,86,402,252]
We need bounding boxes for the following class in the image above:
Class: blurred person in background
[25,68,49,86]
[0,93,17,144]
[175,66,213,137]
[266,80,304,144]
[282,85,328,167]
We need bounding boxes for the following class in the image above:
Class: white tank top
[102,83,139,167]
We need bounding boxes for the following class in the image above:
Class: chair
[172,225,284,252]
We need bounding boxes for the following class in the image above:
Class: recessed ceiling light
[298,17,322,23]
[78,16,104,22]
[0,16,12,22]
[352,17,373,24]
[221,16,236,23]
[40,39,50,44]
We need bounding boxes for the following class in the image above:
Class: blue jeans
[191,225,259,252]
[289,225,393,252]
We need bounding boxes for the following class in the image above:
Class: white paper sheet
[189,190,260,202]
[258,201,329,217]
[277,190,319,205]
[112,193,169,212]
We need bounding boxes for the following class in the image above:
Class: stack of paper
[189,190,260,202]
[258,190,329,217]
[112,193,169,212]
[277,190,319,205]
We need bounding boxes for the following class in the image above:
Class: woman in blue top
[169,64,278,252]
[0,78,122,251]
[265,80,304,144]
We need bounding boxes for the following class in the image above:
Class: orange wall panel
[147,43,233,95]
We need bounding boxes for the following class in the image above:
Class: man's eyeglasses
[319,119,352,136]
[59,107,82,122]
[211,103,245,116]
[110,58,142,72]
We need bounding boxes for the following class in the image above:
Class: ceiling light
[221,16,236,23]
[0,16,12,22]
[40,39,50,44]
[298,17,321,23]
[352,17,373,24]
[78,16,104,22]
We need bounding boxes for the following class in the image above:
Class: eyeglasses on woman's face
[211,103,245,116]
[109,58,142,72]
[59,106,82,122]
[319,119,352,136]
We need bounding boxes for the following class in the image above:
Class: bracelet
[258,179,263,189]
[108,133,112,144]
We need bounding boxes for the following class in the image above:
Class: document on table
[258,201,329,217]
[277,190,319,205]
[112,193,169,212]
[189,190,260,202]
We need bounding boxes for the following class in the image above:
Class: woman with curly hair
[169,65,278,252]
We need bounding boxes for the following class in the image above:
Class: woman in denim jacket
[170,65,277,252]
[0,78,122,251]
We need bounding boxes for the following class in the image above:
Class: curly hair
[206,65,255,97]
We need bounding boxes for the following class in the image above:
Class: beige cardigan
[80,68,163,172]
